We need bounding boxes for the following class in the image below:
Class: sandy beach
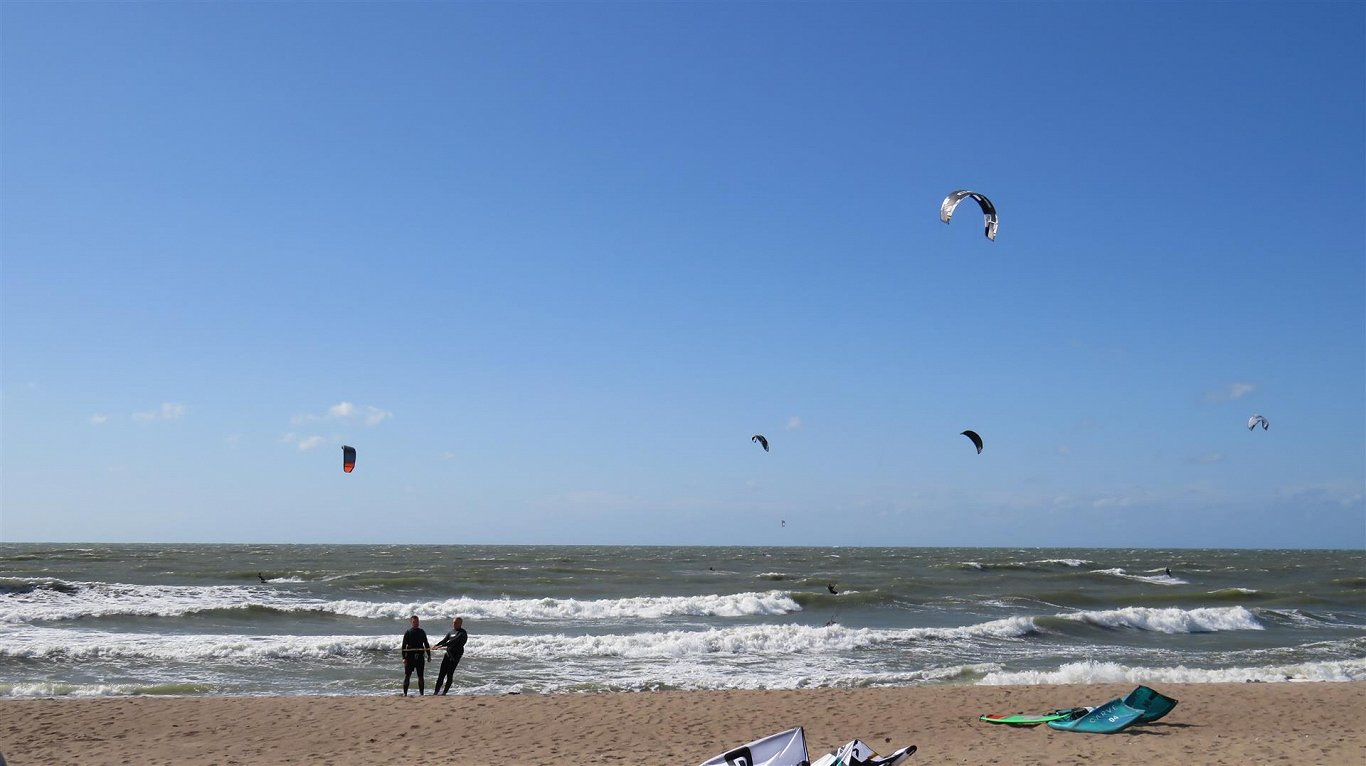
[2,682,1362,765]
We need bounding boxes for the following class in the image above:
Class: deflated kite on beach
[981,685,1178,734]
[698,726,809,766]
[811,739,917,765]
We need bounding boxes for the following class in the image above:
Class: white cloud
[362,406,392,426]
[1204,382,1257,403]
[1192,452,1225,465]
[280,432,327,451]
[132,402,186,422]
[292,401,392,427]
[1276,483,1365,507]
[786,416,802,431]
[90,414,110,426]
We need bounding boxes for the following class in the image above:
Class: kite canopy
[1122,685,1179,723]
[1247,414,1269,431]
[752,434,770,452]
[940,190,998,240]
[812,739,917,766]
[698,726,808,766]
[341,445,356,473]
[961,430,983,454]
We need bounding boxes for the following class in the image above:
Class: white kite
[699,727,809,766]
[939,189,998,241]
[1247,414,1269,431]
[811,739,917,766]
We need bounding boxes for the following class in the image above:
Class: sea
[1,544,1363,698]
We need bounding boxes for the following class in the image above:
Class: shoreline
[2,682,1363,765]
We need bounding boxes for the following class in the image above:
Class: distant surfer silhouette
[1165,567,1172,577]
[258,572,268,584]
[827,583,838,595]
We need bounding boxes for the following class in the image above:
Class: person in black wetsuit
[432,616,468,696]
[400,615,431,696]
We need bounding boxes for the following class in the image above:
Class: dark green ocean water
[1,544,1362,696]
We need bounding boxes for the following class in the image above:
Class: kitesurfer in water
[257,572,268,584]
[432,617,468,696]
[1165,567,1172,577]
[827,583,838,595]
[401,615,431,696]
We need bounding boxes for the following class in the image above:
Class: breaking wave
[979,657,1366,685]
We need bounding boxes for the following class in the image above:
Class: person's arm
[423,631,431,661]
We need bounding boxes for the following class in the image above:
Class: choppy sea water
[1,544,1362,697]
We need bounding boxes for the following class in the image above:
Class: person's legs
[435,660,452,695]
[403,661,414,696]
[440,655,461,695]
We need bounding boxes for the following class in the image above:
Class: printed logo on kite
[341,445,357,473]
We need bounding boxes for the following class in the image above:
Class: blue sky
[2,1,1362,547]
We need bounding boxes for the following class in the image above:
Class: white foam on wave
[476,618,1036,660]
[314,591,804,622]
[979,657,1366,685]
[0,615,1037,664]
[1034,559,1093,567]
[0,625,393,662]
[1059,606,1263,633]
[1090,567,1188,585]
[0,579,805,624]
[0,580,267,623]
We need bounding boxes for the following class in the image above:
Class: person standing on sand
[401,615,431,696]
[432,617,468,696]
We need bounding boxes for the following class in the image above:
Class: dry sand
[2,682,1363,765]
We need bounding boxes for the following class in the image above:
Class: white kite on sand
[698,727,809,766]
[699,729,916,766]
[811,739,917,766]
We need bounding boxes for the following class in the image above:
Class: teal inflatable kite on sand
[1124,685,1179,723]
[1046,698,1146,734]
[981,686,1178,733]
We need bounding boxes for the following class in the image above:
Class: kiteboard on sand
[978,708,1087,727]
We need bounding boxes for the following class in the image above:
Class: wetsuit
[433,627,468,695]
[401,626,430,695]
